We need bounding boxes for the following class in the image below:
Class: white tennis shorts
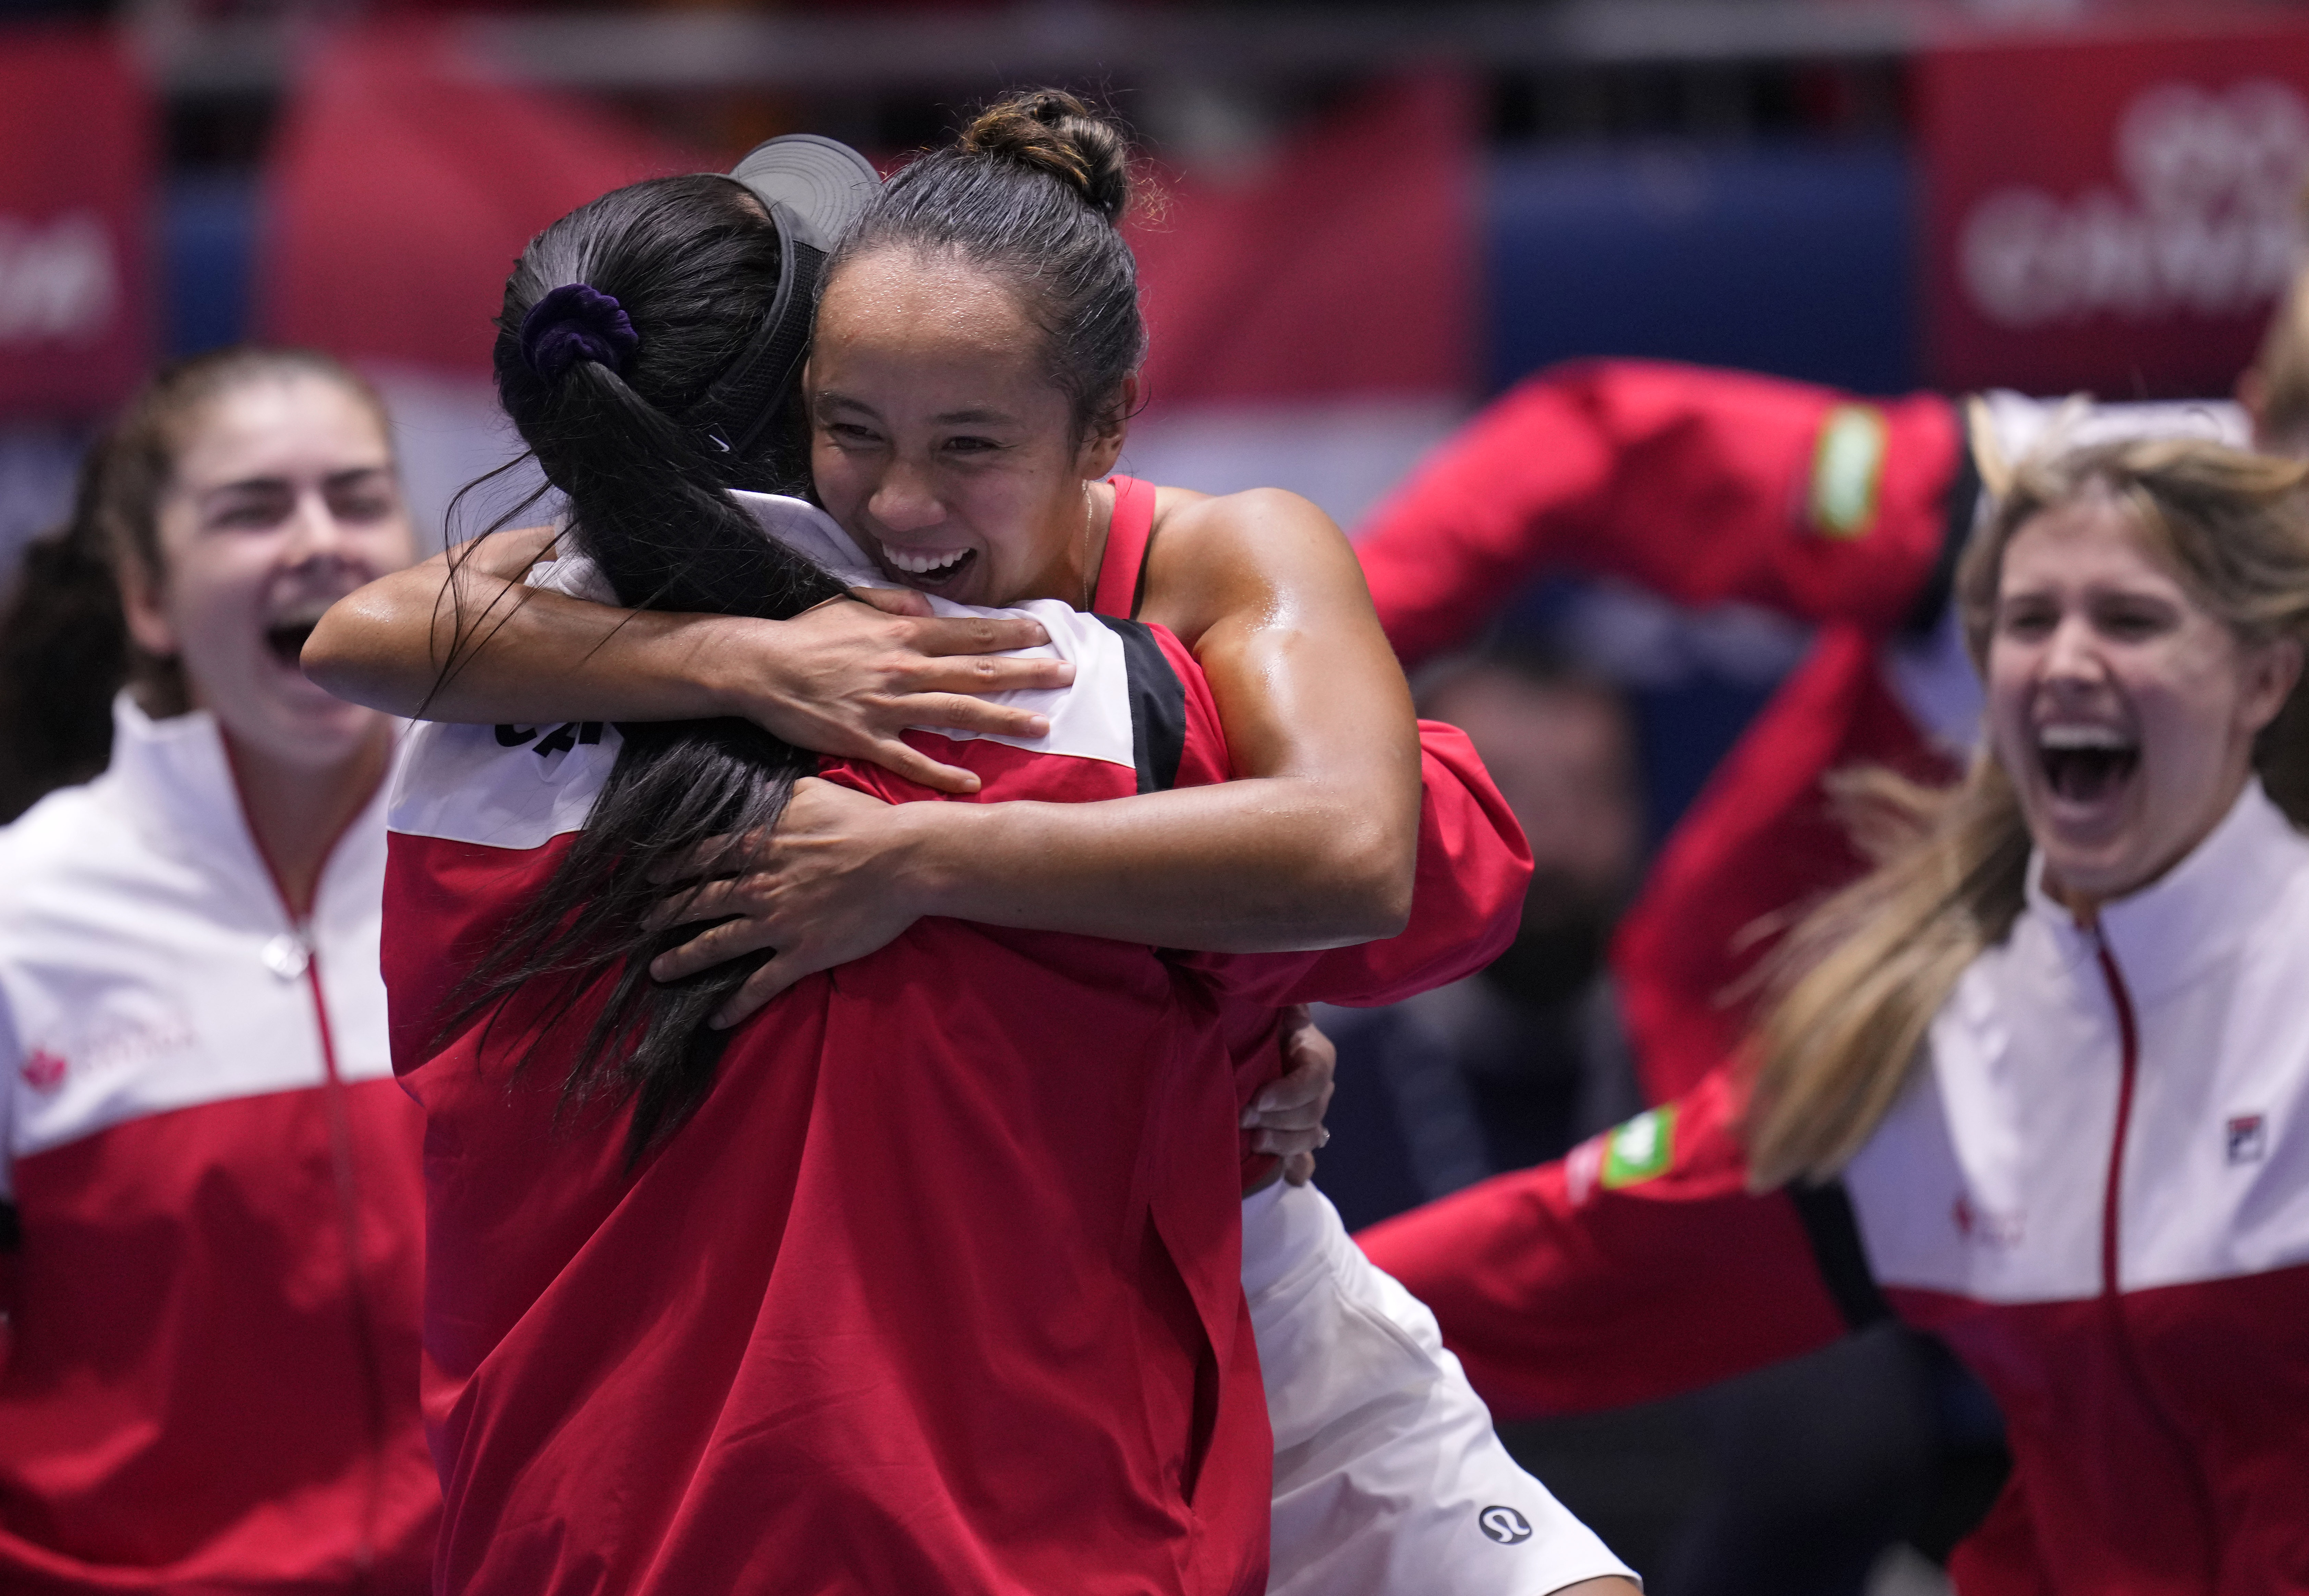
[1244,1179,1638,1596]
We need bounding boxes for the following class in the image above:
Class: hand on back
[724,590,1075,794]
[645,777,924,1027]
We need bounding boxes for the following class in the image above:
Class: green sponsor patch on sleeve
[1807,404,1888,540]
[1599,1105,1678,1189]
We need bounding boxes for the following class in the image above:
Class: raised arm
[1354,358,1967,666]
[304,528,1078,794]
[1356,1067,1875,1419]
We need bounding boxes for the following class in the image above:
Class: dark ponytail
[0,457,125,820]
[838,89,1147,443]
[449,174,846,1159]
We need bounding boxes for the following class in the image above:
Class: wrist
[690,613,781,724]
[886,799,984,919]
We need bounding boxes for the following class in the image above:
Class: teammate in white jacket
[1366,434,2309,1592]
[0,349,437,1593]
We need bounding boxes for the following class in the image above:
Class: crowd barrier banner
[1920,21,2309,397]
[0,31,151,419]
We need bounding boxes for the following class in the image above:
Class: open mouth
[264,605,332,668]
[877,540,975,588]
[2037,724,2139,805]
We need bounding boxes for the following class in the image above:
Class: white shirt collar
[2022,778,2308,1001]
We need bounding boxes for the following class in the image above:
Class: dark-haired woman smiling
[317,103,1634,1596]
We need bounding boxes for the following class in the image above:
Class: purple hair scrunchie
[520,283,640,382]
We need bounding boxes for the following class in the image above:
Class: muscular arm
[893,487,1422,949]
[651,487,1427,1022]
[308,524,708,724]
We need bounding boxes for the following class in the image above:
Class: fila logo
[2227,1114,2268,1166]
[1477,1506,1534,1545]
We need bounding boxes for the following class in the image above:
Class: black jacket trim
[1095,616,1187,795]
[1789,1179,1892,1330]
[1899,400,1981,640]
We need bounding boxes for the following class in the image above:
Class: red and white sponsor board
[0,32,152,419]
[1919,20,2309,397]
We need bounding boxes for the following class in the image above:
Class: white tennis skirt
[1243,1179,1640,1596]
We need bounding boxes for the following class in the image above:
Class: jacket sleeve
[1609,625,1958,1102]
[1354,359,1967,666]
[1354,1066,1881,1419]
[0,986,19,1324]
[1182,720,1534,1009]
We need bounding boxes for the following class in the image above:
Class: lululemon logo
[1478,1506,1534,1545]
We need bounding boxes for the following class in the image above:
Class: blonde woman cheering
[1364,437,2309,1593]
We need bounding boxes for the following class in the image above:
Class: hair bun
[961,90,1132,224]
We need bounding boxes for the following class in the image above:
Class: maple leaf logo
[21,1048,66,1091]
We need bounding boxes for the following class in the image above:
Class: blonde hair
[2250,262,2309,456]
[1743,437,2309,1188]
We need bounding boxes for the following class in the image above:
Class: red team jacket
[1353,360,2309,1591]
[383,481,1532,1596]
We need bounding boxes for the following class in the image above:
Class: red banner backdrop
[1919,20,2309,397]
[1128,73,1475,409]
[262,23,706,375]
[264,41,1473,405]
[0,32,152,419]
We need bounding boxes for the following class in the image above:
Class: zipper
[2093,940,2139,1304]
[238,818,383,1589]
[304,945,386,1593]
[2090,936,2222,1584]
[234,779,388,1591]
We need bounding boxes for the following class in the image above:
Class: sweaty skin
[644,250,1421,1022]
[305,524,1078,797]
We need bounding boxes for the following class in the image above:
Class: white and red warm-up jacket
[385,489,1533,1596]
[1353,360,2296,1588]
[1363,781,2309,1592]
[0,696,435,1593]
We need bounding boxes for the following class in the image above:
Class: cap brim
[728,134,880,253]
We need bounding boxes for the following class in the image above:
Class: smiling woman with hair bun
[314,95,1638,1596]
